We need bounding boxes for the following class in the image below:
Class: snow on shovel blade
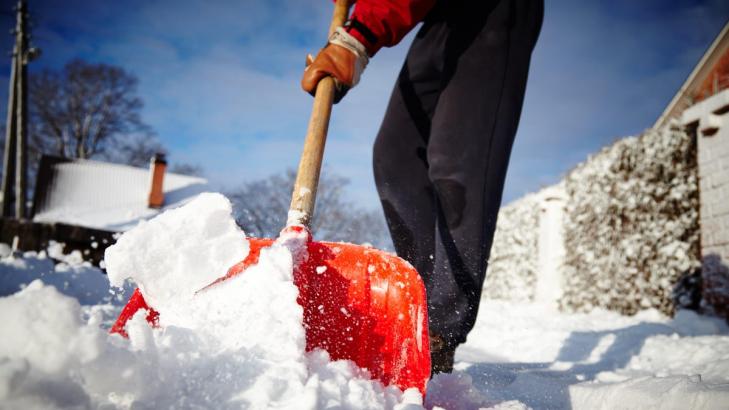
[111,230,431,394]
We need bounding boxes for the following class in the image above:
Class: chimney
[148,153,167,208]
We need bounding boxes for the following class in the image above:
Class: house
[653,22,729,129]
[659,22,729,320]
[0,154,209,264]
[32,154,208,232]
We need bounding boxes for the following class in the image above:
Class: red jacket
[345,0,437,55]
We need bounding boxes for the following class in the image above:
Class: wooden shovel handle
[288,0,351,228]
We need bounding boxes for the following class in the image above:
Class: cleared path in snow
[426,300,729,409]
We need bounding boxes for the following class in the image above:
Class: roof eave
[653,22,729,130]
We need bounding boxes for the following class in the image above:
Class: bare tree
[228,169,391,249]
[29,59,160,165]
[0,125,4,181]
[169,162,204,177]
[101,132,165,168]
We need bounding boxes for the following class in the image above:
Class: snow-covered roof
[32,156,209,232]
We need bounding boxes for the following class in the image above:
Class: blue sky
[1,0,728,209]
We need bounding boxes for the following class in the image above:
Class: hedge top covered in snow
[560,125,700,316]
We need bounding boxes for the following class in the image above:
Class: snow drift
[1,193,418,409]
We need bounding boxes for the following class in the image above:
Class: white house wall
[682,89,729,318]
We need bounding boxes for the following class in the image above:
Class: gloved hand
[301,27,369,103]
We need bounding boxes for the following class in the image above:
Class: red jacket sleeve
[346,0,437,55]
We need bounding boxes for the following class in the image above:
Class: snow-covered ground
[0,241,131,307]
[1,193,728,409]
[446,301,729,409]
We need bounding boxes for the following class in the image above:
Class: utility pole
[1,11,19,217]
[0,0,39,219]
[14,0,28,220]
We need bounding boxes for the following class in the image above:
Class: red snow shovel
[111,0,431,394]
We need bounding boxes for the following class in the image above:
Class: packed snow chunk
[47,241,85,266]
[0,243,11,258]
[454,300,729,409]
[180,240,305,355]
[105,192,249,325]
[425,372,495,410]
[0,280,103,374]
[619,335,729,383]
[0,282,106,409]
[304,349,407,409]
[0,244,120,305]
[570,376,729,410]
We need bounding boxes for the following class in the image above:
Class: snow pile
[0,241,124,306]
[0,192,418,409]
[560,125,700,316]
[482,192,540,302]
[105,192,251,329]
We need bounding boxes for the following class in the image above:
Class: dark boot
[430,334,455,375]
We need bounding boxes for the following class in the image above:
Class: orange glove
[301,27,369,103]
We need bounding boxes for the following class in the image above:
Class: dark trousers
[373,0,543,348]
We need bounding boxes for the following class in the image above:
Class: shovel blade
[111,237,431,394]
[295,239,431,393]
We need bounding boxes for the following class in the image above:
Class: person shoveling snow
[107,0,543,400]
[301,0,542,374]
[110,0,431,396]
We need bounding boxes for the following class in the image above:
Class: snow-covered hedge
[483,193,540,302]
[559,126,700,316]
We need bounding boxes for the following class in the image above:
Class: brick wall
[683,89,729,320]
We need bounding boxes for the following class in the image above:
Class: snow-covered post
[682,89,729,321]
[535,184,566,307]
